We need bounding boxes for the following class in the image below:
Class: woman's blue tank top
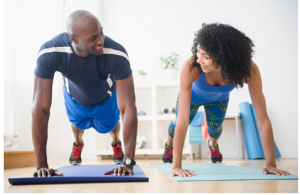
[191,72,235,103]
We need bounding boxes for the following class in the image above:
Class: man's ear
[69,35,78,44]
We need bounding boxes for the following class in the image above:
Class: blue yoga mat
[151,163,298,181]
[189,111,204,145]
[190,111,204,126]
[189,126,204,145]
[239,102,264,159]
[8,164,149,185]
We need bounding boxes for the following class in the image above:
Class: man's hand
[171,167,196,177]
[103,165,134,176]
[263,166,291,175]
[33,167,63,177]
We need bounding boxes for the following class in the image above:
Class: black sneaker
[69,142,83,165]
[162,143,173,163]
[207,139,223,163]
[112,142,124,164]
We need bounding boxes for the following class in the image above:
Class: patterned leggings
[168,96,229,139]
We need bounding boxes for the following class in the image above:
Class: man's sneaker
[162,143,173,163]
[112,142,124,164]
[207,139,223,163]
[69,142,83,165]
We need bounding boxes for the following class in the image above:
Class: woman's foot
[162,143,173,163]
[207,139,223,163]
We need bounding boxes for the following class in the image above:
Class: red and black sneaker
[112,142,124,164]
[69,142,83,165]
[207,139,223,163]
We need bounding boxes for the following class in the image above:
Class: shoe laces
[72,145,83,159]
[112,144,123,158]
[164,148,173,159]
[207,148,221,158]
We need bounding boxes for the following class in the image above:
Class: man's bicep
[33,76,53,111]
[115,75,135,112]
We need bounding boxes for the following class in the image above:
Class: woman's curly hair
[191,23,255,88]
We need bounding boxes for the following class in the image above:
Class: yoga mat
[189,111,204,145]
[151,163,298,181]
[239,102,263,159]
[190,111,203,126]
[9,164,149,185]
[189,125,204,145]
[250,104,281,159]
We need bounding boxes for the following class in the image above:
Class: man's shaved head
[66,10,101,35]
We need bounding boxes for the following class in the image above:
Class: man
[32,10,137,177]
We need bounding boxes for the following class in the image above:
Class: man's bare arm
[115,75,137,160]
[31,76,53,170]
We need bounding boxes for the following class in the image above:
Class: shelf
[156,114,176,120]
[134,81,179,89]
[137,115,153,121]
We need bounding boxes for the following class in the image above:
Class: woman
[162,23,291,177]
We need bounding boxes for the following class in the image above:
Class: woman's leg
[163,96,202,163]
[167,95,203,147]
[204,98,229,146]
[204,98,229,163]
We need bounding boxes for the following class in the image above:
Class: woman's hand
[263,166,291,175]
[171,167,196,177]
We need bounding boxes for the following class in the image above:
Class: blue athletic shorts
[63,86,120,133]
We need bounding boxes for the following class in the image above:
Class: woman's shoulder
[181,57,201,81]
[244,60,259,84]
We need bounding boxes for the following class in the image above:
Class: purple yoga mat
[8,164,149,185]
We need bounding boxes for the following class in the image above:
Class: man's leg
[71,123,84,146]
[69,123,85,165]
[108,121,124,164]
[108,121,121,145]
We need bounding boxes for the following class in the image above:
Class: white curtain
[4,0,100,153]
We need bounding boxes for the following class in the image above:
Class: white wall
[4,0,297,160]
[101,0,298,158]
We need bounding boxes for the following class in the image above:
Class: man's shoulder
[38,33,73,60]
[103,36,127,54]
[40,32,72,51]
[103,36,129,63]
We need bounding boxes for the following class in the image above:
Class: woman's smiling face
[196,45,219,73]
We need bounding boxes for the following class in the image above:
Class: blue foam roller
[239,102,263,159]
[250,104,281,159]
[8,164,148,185]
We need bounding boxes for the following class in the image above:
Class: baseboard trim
[4,150,36,169]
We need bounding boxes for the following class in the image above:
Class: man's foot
[69,142,83,165]
[207,139,223,163]
[112,142,124,164]
[162,143,173,163]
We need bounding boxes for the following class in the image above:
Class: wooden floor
[4,158,298,193]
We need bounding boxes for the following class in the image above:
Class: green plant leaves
[160,52,181,69]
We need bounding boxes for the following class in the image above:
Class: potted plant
[137,70,147,83]
[160,52,181,81]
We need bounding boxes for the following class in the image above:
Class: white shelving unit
[95,80,191,158]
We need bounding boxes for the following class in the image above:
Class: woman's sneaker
[69,142,83,165]
[207,139,223,163]
[162,143,173,163]
[112,142,124,164]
